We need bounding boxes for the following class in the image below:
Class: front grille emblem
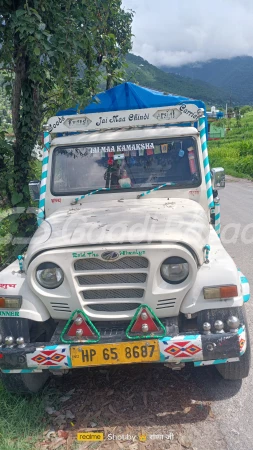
[101,251,119,261]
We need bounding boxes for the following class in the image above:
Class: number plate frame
[70,340,160,367]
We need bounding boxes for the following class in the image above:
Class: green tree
[212,118,228,129]
[240,105,252,115]
[0,0,133,209]
[234,106,241,128]
[101,3,133,90]
[227,107,234,115]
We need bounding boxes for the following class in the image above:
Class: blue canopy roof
[57,82,205,116]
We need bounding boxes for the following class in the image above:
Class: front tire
[1,371,49,394]
[216,311,251,380]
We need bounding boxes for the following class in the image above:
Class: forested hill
[161,56,253,105]
[125,54,238,107]
[1,54,241,119]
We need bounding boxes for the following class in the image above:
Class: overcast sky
[122,0,253,67]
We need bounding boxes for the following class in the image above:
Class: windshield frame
[50,137,202,197]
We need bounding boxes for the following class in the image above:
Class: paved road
[179,176,253,450]
[203,177,253,450]
[163,176,253,450]
[57,177,253,450]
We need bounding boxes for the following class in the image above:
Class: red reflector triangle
[126,305,166,339]
[131,308,159,332]
[67,314,94,338]
[60,310,100,344]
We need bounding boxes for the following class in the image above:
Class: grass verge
[0,382,50,450]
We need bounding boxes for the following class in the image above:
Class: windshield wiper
[71,188,111,205]
[137,183,176,199]
[71,182,176,204]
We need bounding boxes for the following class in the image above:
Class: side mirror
[29,180,41,201]
[211,167,225,189]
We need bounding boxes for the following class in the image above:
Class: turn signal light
[204,285,238,300]
[0,296,22,309]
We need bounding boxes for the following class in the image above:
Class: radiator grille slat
[78,273,147,285]
[74,256,148,271]
[82,289,144,299]
[88,303,140,312]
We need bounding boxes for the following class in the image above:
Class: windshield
[51,137,200,196]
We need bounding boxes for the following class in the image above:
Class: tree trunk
[12,36,25,144]
[12,40,42,200]
[106,73,113,90]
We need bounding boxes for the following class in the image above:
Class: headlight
[36,262,64,289]
[161,257,189,284]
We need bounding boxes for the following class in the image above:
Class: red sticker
[146,148,153,156]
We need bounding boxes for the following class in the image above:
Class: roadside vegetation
[0,383,50,450]
[209,108,253,179]
[0,4,133,445]
[0,0,133,267]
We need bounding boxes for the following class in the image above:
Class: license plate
[70,340,160,367]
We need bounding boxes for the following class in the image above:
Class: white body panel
[0,124,244,324]
[181,228,243,312]
[0,233,243,322]
[0,260,50,321]
[26,198,209,266]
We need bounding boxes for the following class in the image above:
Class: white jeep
[0,101,250,394]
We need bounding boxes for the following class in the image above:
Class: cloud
[122,0,253,66]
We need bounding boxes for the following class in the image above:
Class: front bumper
[0,326,246,373]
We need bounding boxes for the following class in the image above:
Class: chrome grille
[82,289,144,299]
[88,303,140,312]
[78,273,147,285]
[74,256,148,271]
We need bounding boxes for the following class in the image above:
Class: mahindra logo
[101,251,119,261]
